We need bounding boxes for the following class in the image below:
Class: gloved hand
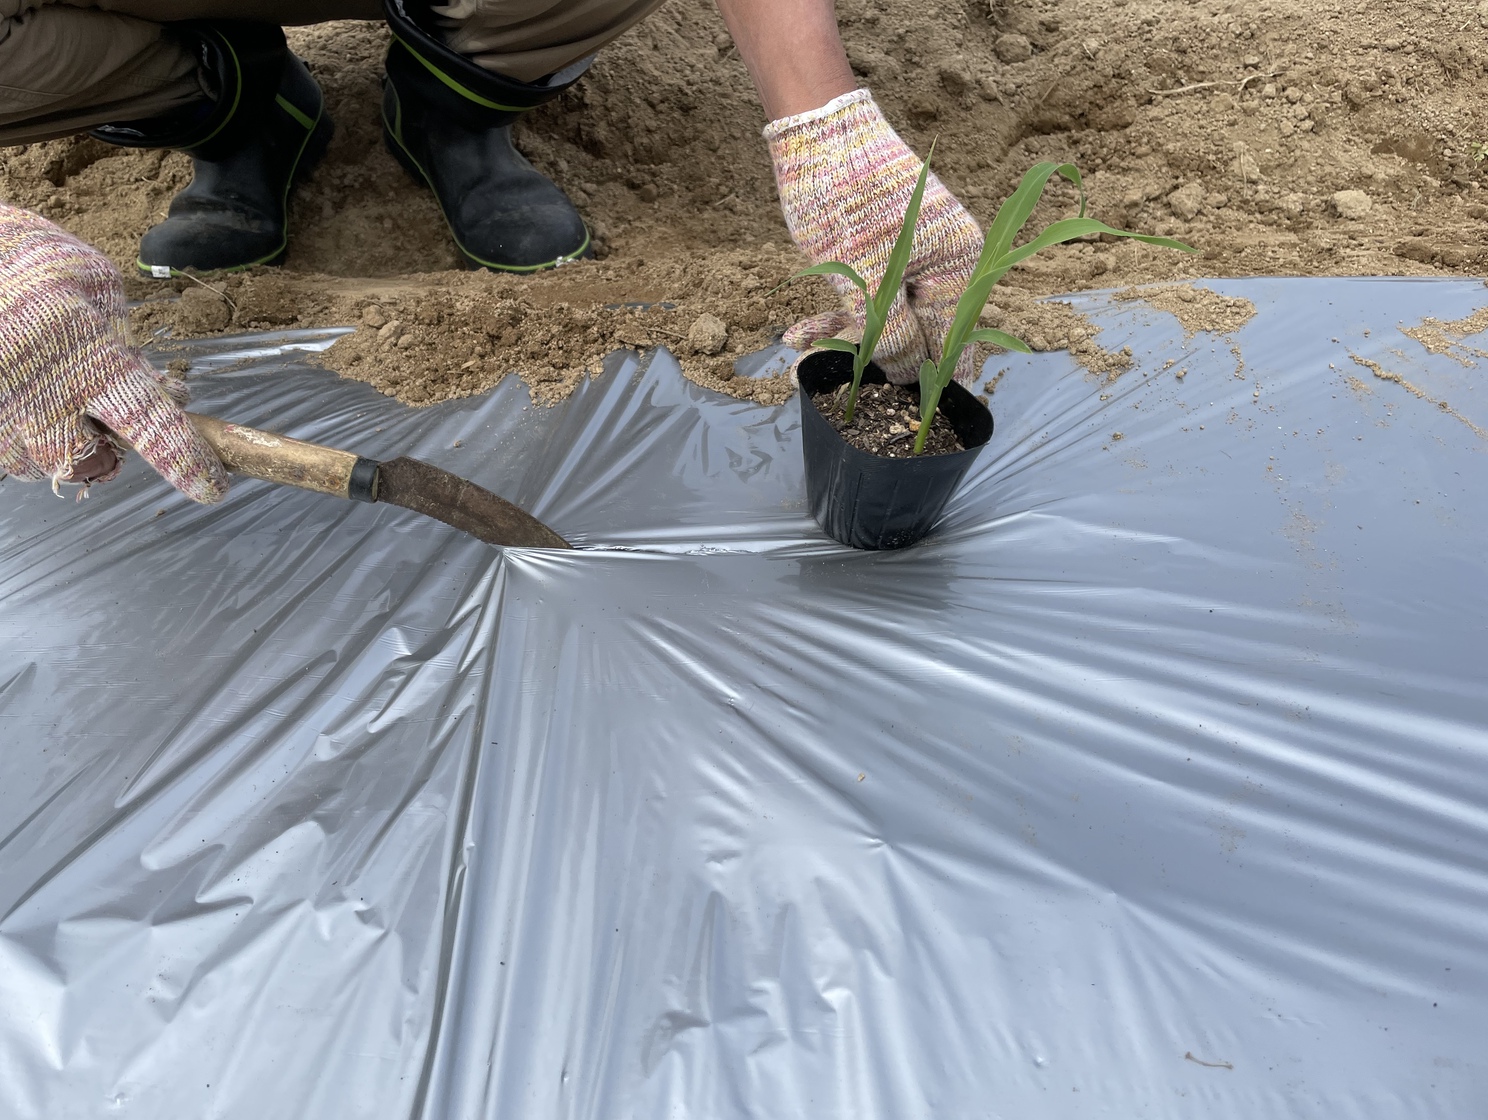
[0,204,227,502]
[766,89,985,385]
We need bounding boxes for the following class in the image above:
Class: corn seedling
[910,162,1196,453]
[784,154,1197,453]
[780,145,936,425]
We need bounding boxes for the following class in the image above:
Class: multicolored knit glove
[767,89,984,385]
[0,204,227,502]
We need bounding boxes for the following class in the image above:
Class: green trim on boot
[387,31,535,114]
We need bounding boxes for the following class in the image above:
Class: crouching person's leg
[0,3,201,143]
[90,22,334,276]
[0,3,398,277]
[380,0,664,272]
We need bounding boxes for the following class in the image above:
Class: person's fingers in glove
[88,359,228,504]
[906,267,982,384]
[781,309,855,353]
[766,89,985,385]
[0,203,227,502]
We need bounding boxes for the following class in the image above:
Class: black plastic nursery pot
[796,349,993,551]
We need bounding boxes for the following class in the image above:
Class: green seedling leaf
[784,260,870,293]
[846,144,938,426]
[935,270,1016,383]
[871,141,936,327]
[979,162,1083,277]
[854,145,937,407]
[936,221,1193,394]
[966,328,1032,353]
[914,360,940,453]
[918,359,939,422]
[997,218,1195,272]
[809,337,860,354]
[907,158,1195,457]
[930,164,1083,376]
[1067,164,1089,218]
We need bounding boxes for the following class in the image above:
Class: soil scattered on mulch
[1349,352,1488,439]
[1401,306,1488,363]
[1112,283,1257,334]
[813,382,964,457]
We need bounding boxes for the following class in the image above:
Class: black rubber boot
[91,23,333,277]
[381,0,591,272]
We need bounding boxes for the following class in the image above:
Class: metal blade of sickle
[373,456,571,549]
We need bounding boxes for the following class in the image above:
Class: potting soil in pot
[812,381,965,457]
[5,277,1488,1119]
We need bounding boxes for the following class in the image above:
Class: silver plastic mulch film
[2,279,1485,1119]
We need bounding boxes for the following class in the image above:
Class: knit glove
[767,89,984,385]
[0,204,226,502]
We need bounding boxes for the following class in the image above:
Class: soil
[1111,282,1257,334]
[4,0,1487,410]
[1401,306,1488,361]
[813,382,965,457]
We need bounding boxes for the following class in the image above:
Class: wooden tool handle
[173,412,569,547]
[185,412,379,502]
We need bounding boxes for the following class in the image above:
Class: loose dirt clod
[1331,189,1372,219]
[171,286,232,333]
[6,0,1487,410]
[687,313,729,354]
[1167,183,1205,221]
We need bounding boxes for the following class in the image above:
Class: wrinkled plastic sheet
[2,278,1486,1120]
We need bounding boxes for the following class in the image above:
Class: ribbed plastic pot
[796,350,993,550]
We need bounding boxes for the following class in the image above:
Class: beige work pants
[0,0,663,144]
